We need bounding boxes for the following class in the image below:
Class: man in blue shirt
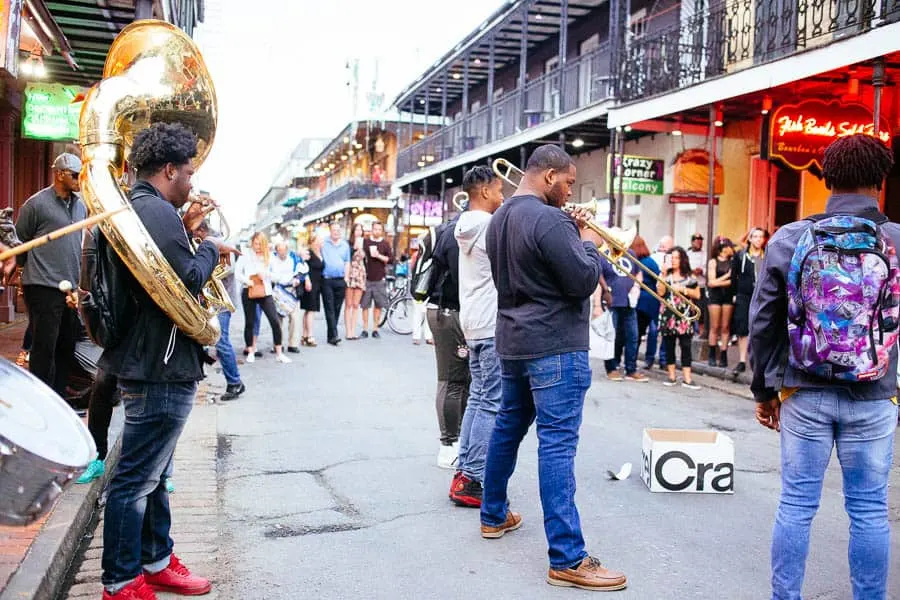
[601,252,648,382]
[321,222,351,345]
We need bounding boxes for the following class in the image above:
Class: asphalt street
[209,315,900,600]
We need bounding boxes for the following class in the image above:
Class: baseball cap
[53,153,82,174]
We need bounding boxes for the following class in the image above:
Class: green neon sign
[21,83,84,141]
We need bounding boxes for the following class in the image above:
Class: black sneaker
[221,382,245,401]
[734,361,746,374]
[255,351,263,358]
[287,346,300,353]
[360,331,369,339]
[719,354,728,368]
[328,338,341,346]
[371,330,380,339]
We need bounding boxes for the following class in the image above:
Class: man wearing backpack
[751,133,899,600]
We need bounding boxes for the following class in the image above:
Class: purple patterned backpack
[787,213,900,382]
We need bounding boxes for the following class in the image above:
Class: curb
[0,437,121,600]
[589,357,754,401]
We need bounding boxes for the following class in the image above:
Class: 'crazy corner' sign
[770,99,891,171]
[607,154,665,196]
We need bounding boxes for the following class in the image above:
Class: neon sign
[770,100,891,171]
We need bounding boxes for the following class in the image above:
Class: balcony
[289,180,393,224]
[397,42,613,179]
[618,0,900,103]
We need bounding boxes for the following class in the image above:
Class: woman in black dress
[301,232,325,347]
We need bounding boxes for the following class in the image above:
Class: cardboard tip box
[641,428,735,494]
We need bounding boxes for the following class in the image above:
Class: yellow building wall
[718,133,752,241]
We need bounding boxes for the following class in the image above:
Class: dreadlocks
[821,133,894,191]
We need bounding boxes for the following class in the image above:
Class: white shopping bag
[589,311,615,360]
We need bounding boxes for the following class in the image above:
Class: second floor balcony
[618,0,900,103]
[397,42,613,179]
[291,180,393,224]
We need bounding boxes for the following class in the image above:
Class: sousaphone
[78,20,231,346]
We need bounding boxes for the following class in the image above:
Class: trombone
[490,158,701,322]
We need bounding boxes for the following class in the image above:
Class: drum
[0,358,95,526]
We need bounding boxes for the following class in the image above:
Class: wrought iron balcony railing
[397,42,613,179]
[291,180,392,220]
[618,0,900,103]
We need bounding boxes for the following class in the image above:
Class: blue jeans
[604,307,638,375]
[457,338,502,483]
[481,352,591,569]
[216,311,241,386]
[772,389,897,600]
[102,381,196,586]
[253,304,262,338]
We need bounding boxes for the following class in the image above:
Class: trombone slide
[0,207,129,262]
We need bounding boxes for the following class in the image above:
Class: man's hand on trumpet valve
[182,200,217,234]
[205,236,241,259]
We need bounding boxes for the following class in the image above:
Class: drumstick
[0,206,129,262]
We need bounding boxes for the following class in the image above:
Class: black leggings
[241,290,282,347]
[663,333,693,368]
[88,368,118,460]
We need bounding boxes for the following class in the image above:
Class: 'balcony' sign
[770,99,891,171]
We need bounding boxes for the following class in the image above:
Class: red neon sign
[769,100,891,171]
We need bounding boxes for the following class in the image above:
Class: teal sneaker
[165,478,175,493]
[76,459,105,484]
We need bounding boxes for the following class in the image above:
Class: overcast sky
[191,0,503,229]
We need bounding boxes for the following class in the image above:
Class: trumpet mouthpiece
[58,280,73,293]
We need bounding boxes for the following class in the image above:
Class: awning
[607,23,900,128]
[282,194,307,208]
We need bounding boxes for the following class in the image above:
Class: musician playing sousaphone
[480,144,628,591]
[98,122,231,598]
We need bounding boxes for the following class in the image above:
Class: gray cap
[52,153,82,174]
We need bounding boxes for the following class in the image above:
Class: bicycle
[379,275,413,335]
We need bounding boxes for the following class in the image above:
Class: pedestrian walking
[321,222,351,345]
[751,133,899,600]
[344,223,367,340]
[14,152,86,396]
[657,247,701,389]
[235,232,291,364]
[98,122,228,598]
[425,214,470,469]
[731,227,767,375]
[360,221,392,338]
[706,236,735,367]
[631,236,661,369]
[300,233,322,347]
[450,165,504,508]
[481,144,627,591]
[271,240,303,353]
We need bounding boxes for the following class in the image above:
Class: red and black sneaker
[450,474,483,508]
[449,471,463,500]
[143,555,211,596]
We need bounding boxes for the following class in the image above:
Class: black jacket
[99,181,219,382]
[486,194,603,360]
[428,217,461,310]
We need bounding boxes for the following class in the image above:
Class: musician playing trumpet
[481,145,627,591]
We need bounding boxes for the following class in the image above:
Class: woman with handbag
[235,232,291,364]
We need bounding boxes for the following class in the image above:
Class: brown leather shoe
[547,556,627,591]
[480,511,522,539]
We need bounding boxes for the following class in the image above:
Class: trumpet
[490,159,701,322]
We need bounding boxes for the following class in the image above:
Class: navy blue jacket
[749,193,900,402]
[99,181,219,382]
[486,194,603,360]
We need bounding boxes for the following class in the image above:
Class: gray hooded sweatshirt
[455,210,497,341]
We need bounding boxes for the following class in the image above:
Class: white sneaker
[275,353,292,364]
[437,444,457,469]
[246,352,255,364]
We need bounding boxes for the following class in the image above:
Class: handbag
[589,311,615,360]
[247,275,266,299]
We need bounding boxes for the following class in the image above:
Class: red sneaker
[101,575,157,599]
[450,474,483,508]
[449,471,463,499]
[143,555,211,596]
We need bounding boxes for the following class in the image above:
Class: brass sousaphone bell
[491,158,701,322]
[78,20,233,346]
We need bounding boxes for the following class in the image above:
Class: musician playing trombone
[481,145,627,591]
